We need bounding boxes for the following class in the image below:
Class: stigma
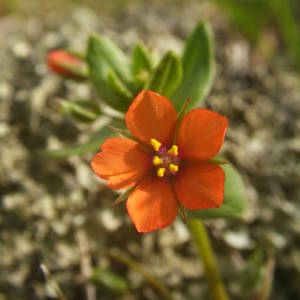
[150,138,180,178]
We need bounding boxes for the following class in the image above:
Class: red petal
[127,177,178,232]
[91,137,152,189]
[174,163,225,209]
[176,109,228,161]
[125,90,177,146]
[47,50,84,78]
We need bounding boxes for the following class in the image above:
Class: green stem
[188,219,229,300]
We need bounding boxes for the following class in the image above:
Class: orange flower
[91,90,228,233]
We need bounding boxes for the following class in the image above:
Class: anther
[169,164,179,173]
[153,155,162,166]
[168,145,178,156]
[156,167,166,178]
[150,138,162,152]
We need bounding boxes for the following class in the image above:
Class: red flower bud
[47,50,87,80]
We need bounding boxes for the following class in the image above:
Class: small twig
[75,228,97,300]
[107,249,173,300]
[40,263,67,300]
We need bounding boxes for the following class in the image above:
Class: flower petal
[176,109,228,161]
[125,90,177,146]
[174,163,225,209]
[127,177,178,232]
[91,137,152,189]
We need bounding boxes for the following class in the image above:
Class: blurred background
[0,0,300,299]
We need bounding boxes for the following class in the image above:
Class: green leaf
[267,0,300,69]
[88,33,131,82]
[187,164,247,219]
[213,0,269,42]
[87,34,132,111]
[107,69,134,100]
[91,268,128,294]
[44,119,125,158]
[59,99,101,123]
[145,51,182,97]
[171,21,215,110]
[132,43,153,87]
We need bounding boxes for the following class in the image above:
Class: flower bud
[47,50,87,80]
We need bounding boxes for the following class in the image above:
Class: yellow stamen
[150,138,162,151]
[156,167,166,178]
[169,164,179,173]
[168,145,178,156]
[153,155,162,166]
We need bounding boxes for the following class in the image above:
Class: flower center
[150,138,180,178]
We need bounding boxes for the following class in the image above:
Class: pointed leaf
[107,69,134,100]
[171,21,215,110]
[111,192,128,206]
[44,119,125,158]
[87,34,132,111]
[213,0,269,42]
[59,99,101,123]
[187,164,247,219]
[268,0,300,69]
[146,51,182,97]
[88,33,131,82]
[132,43,153,86]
